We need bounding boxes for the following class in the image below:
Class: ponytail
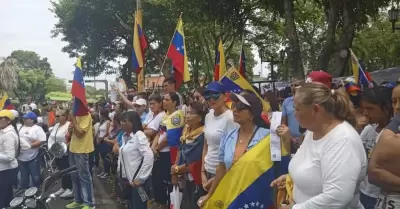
[331,89,356,126]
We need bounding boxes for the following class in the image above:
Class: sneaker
[100,173,109,179]
[81,205,95,209]
[53,188,65,196]
[60,189,73,198]
[96,172,105,177]
[66,201,85,209]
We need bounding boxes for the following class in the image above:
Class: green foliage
[15,69,46,100]
[45,75,67,93]
[352,14,400,72]
[51,0,257,86]
[8,50,53,76]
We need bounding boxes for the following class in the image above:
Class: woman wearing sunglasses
[198,93,270,207]
[49,109,73,198]
[202,82,238,193]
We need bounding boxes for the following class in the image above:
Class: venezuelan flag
[349,49,373,87]
[0,92,13,110]
[214,39,226,81]
[71,57,89,116]
[204,135,290,209]
[165,110,185,163]
[132,12,148,74]
[167,15,190,89]
[239,44,246,78]
[220,68,270,112]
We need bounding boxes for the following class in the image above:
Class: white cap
[134,98,147,106]
[29,103,37,110]
[10,110,19,118]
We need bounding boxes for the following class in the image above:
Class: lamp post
[389,6,400,32]
[259,49,286,91]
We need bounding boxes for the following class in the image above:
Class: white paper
[110,82,118,102]
[270,112,282,161]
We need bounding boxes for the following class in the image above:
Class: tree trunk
[316,0,338,71]
[333,0,356,76]
[284,0,304,79]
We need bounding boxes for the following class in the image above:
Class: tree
[50,0,257,86]
[44,75,67,93]
[0,57,19,91]
[14,69,46,101]
[8,50,53,76]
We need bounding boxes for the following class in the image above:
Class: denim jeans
[128,187,147,209]
[69,153,94,207]
[360,192,377,209]
[18,155,41,189]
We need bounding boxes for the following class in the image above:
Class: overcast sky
[0,0,267,90]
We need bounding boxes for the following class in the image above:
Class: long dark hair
[120,111,143,134]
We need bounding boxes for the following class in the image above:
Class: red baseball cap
[306,71,333,88]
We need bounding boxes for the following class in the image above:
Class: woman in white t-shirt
[202,82,237,192]
[272,83,367,209]
[96,109,111,179]
[48,109,73,198]
[358,86,394,209]
[143,94,165,142]
[18,111,47,189]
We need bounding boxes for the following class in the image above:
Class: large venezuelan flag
[220,68,270,112]
[165,110,185,163]
[203,135,290,209]
[349,49,372,87]
[132,12,148,74]
[0,92,13,110]
[71,57,89,116]
[167,15,190,89]
[214,39,226,81]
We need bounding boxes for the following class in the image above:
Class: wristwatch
[175,165,179,174]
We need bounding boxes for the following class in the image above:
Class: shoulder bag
[116,138,143,200]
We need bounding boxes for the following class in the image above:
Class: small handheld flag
[349,49,373,88]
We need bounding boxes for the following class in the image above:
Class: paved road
[47,176,125,209]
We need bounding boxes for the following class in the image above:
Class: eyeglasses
[204,93,221,101]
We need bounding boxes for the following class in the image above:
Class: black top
[386,115,400,134]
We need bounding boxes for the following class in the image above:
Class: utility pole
[136,0,145,93]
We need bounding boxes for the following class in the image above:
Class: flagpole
[136,0,145,93]
[152,12,183,94]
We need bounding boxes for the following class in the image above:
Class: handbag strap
[119,135,144,181]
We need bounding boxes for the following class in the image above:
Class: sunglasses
[55,115,65,118]
[204,93,221,101]
[0,117,6,120]
[232,102,251,111]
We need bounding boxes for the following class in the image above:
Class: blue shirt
[117,131,124,147]
[219,127,270,169]
[141,111,149,123]
[282,96,301,138]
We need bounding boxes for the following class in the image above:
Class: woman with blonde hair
[272,83,367,209]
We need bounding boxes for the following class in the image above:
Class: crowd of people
[1,72,400,209]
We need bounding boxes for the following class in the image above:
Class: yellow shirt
[69,114,94,154]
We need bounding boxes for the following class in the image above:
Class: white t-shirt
[289,121,367,209]
[97,120,110,138]
[48,122,70,149]
[203,109,238,174]
[144,111,165,131]
[18,125,47,162]
[359,124,381,198]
